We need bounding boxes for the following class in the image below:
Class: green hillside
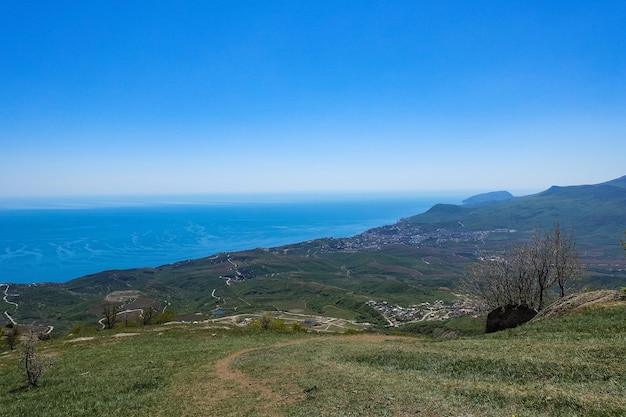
[1,293,625,416]
[406,175,626,250]
[8,246,468,330]
[2,176,625,331]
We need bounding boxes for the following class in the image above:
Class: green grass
[2,302,626,416]
[0,326,299,416]
[230,308,626,416]
[0,304,626,417]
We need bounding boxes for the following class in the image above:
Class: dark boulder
[485,304,537,333]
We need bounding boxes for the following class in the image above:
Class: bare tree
[465,246,540,309]
[552,221,582,297]
[465,223,584,310]
[102,302,119,330]
[508,244,538,307]
[21,328,54,387]
[466,249,513,309]
[527,228,555,310]
[142,306,156,326]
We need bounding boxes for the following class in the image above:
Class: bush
[247,313,308,333]
[291,322,309,333]
[153,309,176,324]
[66,322,85,335]
[5,324,19,350]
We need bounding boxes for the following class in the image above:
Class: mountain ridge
[405,175,626,244]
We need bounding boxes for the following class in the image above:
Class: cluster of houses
[366,296,487,327]
[298,223,491,253]
[346,223,489,249]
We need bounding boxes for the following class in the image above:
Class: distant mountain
[405,175,626,250]
[462,191,513,205]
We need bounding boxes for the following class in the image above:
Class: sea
[0,193,463,284]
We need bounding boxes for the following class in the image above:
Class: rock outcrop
[531,290,626,322]
[485,304,537,333]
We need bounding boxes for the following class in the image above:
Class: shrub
[5,324,19,350]
[246,313,309,333]
[20,329,54,387]
[153,309,176,324]
[66,322,85,335]
[291,322,309,333]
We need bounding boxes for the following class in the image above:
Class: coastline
[0,194,464,284]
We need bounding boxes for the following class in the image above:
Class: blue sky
[1,1,625,197]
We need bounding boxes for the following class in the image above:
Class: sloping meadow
[2,303,626,416]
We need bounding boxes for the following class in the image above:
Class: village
[279,222,494,254]
[366,295,488,327]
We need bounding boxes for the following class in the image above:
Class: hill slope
[462,190,513,205]
[406,175,626,247]
[1,294,626,416]
[3,176,625,330]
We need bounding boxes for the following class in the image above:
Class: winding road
[1,283,19,326]
[1,283,19,308]
[98,308,145,330]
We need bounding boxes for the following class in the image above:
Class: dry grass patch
[63,336,96,343]
[113,332,140,338]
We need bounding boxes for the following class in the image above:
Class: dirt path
[213,338,314,406]
[209,333,405,415]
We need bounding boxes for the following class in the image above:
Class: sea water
[0,194,462,284]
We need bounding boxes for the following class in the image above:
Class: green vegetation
[4,177,626,330]
[407,176,626,242]
[1,300,625,416]
[1,178,624,414]
[246,313,309,333]
[397,314,485,337]
[5,247,470,331]
[4,324,19,350]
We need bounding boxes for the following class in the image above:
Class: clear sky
[1,1,625,198]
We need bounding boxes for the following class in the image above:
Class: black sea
[0,193,462,284]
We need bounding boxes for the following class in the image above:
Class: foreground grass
[0,326,301,416]
[2,305,626,416]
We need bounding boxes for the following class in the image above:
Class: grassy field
[2,300,626,417]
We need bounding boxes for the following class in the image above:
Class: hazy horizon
[0,195,456,283]
[0,190,468,210]
[2,2,625,197]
